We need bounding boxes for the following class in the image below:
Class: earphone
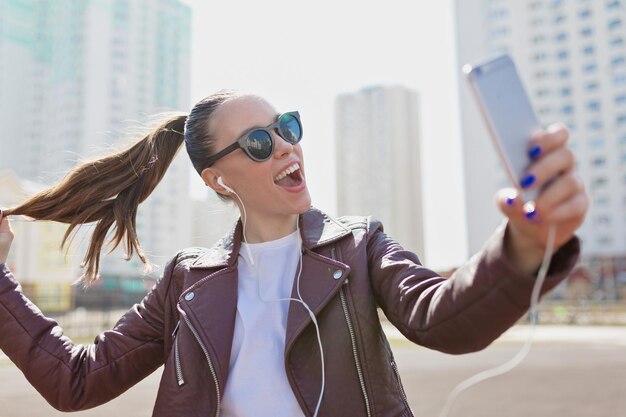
[217,176,235,194]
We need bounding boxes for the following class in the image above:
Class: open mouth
[273,162,304,188]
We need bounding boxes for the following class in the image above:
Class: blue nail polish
[525,208,537,220]
[520,174,536,188]
[528,145,542,160]
[506,196,515,206]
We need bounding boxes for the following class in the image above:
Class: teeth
[274,162,300,182]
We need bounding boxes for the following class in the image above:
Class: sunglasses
[205,111,303,167]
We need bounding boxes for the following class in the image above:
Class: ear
[201,167,230,196]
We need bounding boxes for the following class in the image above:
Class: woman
[0,90,587,416]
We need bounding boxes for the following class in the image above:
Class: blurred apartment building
[334,86,425,260]
[455,0,626,299]
[0,0,193,310]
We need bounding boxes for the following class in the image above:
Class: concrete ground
[0,325,625,416]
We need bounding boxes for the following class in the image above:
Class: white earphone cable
[228,186,325,417]
[438,223,557,417]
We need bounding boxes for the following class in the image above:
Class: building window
[534,51,548,62]
[586,81,599,91]
[489,8,510,20]
[560,86,572,96]
[561,103,575,115]
[590,137,605,148]
[612,56,626,67]
[608,18,623,30]
[554,14,566,24]
[595,195,609,206]
[588,120,603,130]
[558,68,571,78]
[592,156,607,166]
[607,0,622,10]
[592,177,608,188]
[567,121,577,131]
[617,114,626,125]
[557,50,569,60]
[610,37,624,47]
[583,63,598,73]
[532,34,547,44]
[616,94,626,105]
[536,88,550,98]
[581,27,594,37]
[614,74,626,86]
[490,26,509,38]
[555,32,568,42]
[578,8,592,19]
[538,106,552,116]
[582,45,595,55]
[587,100,601,111]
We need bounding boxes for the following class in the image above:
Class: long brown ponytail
[2,114,187,285]
[3,89,239,286]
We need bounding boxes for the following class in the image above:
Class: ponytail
[2,114,187,286]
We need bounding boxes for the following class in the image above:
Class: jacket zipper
[172,321,184,386]
[180,311,221,417]
[331,247,372,417]
[390,359,415,417]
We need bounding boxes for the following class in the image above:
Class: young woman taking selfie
[0,91,587,416]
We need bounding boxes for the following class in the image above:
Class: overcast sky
[181,0,468,270]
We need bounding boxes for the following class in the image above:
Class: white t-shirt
[220,230,306,417]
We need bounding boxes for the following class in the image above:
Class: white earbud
[217,176,235,194]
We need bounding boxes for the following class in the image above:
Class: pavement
[382,322,626,346]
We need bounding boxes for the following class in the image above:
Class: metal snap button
[184,292,195,301]
[333,270,343,279]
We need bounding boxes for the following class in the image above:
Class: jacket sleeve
[0,252,181,412]
[368,219,580,354]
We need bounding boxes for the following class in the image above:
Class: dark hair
[2,89,239,285]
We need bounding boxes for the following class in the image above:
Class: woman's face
[204,95,311,218]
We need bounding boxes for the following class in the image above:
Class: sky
[181,0,468,270]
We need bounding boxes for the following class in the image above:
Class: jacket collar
[189,207,352,270]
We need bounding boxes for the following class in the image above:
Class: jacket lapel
[182,207,354,380]
[284,248,350,356]
[179,222,242,391]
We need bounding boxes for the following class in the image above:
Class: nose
[272,130,294,158]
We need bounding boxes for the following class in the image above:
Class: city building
[334,86,425,259]
[0,0,193,289]
[455,1,626,250]
[0,170,76,312]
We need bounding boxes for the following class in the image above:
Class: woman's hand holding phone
[496,123,588,274]
[0,210,14,265]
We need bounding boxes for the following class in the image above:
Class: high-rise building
[335,86,425,259]
[0,0,193,279]
[455,0,626,259]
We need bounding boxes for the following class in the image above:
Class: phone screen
[464,54,541,202]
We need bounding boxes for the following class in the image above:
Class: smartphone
[463,54,541,202]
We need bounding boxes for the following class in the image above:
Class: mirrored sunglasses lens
[279,114,302,144]
[246,130,272,160]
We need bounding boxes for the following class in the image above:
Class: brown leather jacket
[0,207,579,417]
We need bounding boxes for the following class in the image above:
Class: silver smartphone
[463,54,541,202]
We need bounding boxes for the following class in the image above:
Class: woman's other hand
[0,210,14,264]
[496,123,589,274]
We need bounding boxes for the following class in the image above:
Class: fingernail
[506,196,516,206]
[520,174,536,188]
[528,145,542,160]
[525,207,538,220]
